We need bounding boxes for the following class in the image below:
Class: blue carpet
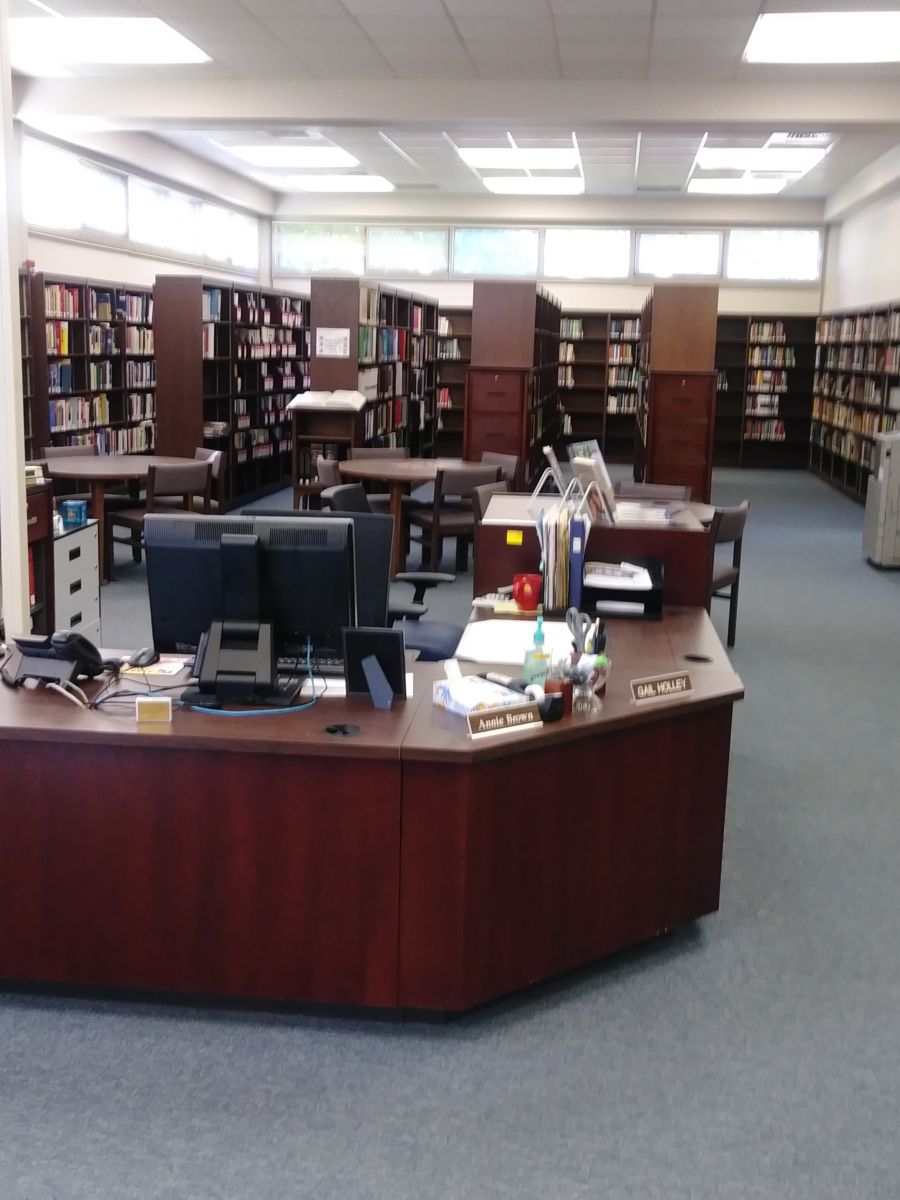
[3,469,900,1199]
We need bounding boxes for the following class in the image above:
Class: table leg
[389,482,406,577]
[91,481,109,582]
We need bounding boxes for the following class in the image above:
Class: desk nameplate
[630,671,693,705]
[467,703,541,740]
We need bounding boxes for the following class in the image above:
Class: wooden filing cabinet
[463,368,529,488]
[53,521,101,644]
[642,371,717,503]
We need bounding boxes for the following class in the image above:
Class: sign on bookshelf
[316,327,351,359]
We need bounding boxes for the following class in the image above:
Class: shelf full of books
[557,311,641,464]
[811,306,900,502]
[25,273,157,457]
[435,307,471,458]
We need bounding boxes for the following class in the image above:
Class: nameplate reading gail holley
[630,672,693,704]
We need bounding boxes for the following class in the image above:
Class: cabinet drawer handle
[69,611,82,627]
[68,546,81,562]
[69,579,82,595]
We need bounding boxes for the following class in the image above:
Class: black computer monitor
[247,507,391,630]
[144,513,357,657]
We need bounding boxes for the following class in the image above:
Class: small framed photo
[342,627,407,700]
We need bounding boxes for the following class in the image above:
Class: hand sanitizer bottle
[523,615,549,686]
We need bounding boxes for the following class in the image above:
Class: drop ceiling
[11,0,900,203]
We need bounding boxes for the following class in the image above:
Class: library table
[338,456,484,575]
[0,609,742,1015]
[44,454,197,581]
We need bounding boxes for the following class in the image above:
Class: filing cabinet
[53,520,101,644]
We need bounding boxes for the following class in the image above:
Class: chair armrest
[388,601,428,624]
[394,570,456,606]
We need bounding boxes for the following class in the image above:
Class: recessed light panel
[10,18,210,70]
[459,148,580,171]
[744,12,900,63]
[225,145,359,169]
[696,147,826,173]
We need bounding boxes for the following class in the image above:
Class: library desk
[0,609,742,1015]
[44,455,197,581]
[475,500,712,607]
[338,456,480,576]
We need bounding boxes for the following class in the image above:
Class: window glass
[636,231,721,278]
[274,223,364,275]
[452,227,539,277]
[22,137,126,236]
[366,226,448,275]
[543,227,631,279]
[230,211,260,270]
[726,228,821,282]
[128,177,200,257]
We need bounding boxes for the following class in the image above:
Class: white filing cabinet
[53,520,101,643]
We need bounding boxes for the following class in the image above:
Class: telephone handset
[6,630,119,686]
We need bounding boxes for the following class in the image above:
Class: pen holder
[568,656,611,715]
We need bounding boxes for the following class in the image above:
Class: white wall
[26,232,249,287]
[822,189,900,311]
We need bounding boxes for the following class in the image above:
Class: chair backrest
[472,479,509,524]
[317,455,341,488]
[349,446,409,460]
[615,481,692,501]
[42,443,98,458]
[480,451,519,483]
[710,500,750,566]
[324,483,373,514]
[194,446,223,481]
[146,461,212,512]
[435,465,503,503]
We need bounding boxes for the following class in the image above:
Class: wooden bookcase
[29,273,156,458]
[558,310,641,463]
[635,284,718,503]
[810,306,900,503]
[410,295,439,457]
[19,271,36,460]
[154,276,310,506]
[465,281,561,484]
[435,307,471,458]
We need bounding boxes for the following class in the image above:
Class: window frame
[724,227,823,284]
[633,228,725,281]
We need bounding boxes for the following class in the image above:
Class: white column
[0,0,29,638]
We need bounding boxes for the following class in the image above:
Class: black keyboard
[277,654,344,678]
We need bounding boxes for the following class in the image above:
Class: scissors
[566,607,592,654]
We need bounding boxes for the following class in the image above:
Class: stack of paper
[583,561,653,591]
[287,390,367,411]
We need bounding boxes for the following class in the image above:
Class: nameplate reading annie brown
[630,671,693,704]
[467,703,542,740]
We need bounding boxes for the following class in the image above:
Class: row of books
[437,387,454,410]
[811,424,873,468]
[817,346,888,371]
[559,317,584,340]
[46,321,72,355]
[816,312,900,345]
[558,365,575,389]
[49,395,110,432]
[363,396,408,442]
[438,315,468,338]
[814,374,883,406]
[359,286,380,326]
[744,418,785,441]
[749,345,797,367]
[89,361,114,390]
[48,359,75,394]
[53,421,155,455]
[125,327,154,355]
[410,335,436,367]
[120,292,153,324]
[436,338,464,361]
[202,323,227,358]
[745,395,781,417]
[126,360,156,388]
[203,289,225,322]
[608,344,635,365]
[813,397,883,438]
[411,304,427,335]
[608,366,640,388]
[610,318,640,340]
[88,325,118,355]
[748,370,789,393]
[607,393,637,414]
[44,283,81,319]
[358,366,379,401]
[749,321,787,344]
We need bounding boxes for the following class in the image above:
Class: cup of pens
[565,607,610,714]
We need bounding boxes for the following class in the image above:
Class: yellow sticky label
[506,528,523,546]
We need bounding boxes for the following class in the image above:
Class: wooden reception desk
[0,609,742,1014]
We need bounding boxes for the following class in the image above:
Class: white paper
[454,619,574,667]
[316,327,351,358]
[298,672,414,699]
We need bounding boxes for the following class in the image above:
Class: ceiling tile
[554,14,653,39]
[558,39,648,63]
[551,0,653,12]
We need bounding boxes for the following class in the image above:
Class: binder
[568,513,587,609]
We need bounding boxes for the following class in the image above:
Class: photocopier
[863,430,900,567]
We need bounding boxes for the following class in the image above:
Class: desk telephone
[3,631,118,687]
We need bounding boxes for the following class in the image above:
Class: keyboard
[277,653,344,678]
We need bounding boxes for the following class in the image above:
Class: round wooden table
[338,457,482,576]
[44,455,198,581]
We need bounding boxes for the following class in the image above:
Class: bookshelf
[635,284,718,503]
[19,271,35,459]
[465,281,561,485]
[410,295,440,457]
[558,311,641,463]
[155,276,310,506]
[435,306,471,458]
[811,306,900,502]
[27,273,156,459]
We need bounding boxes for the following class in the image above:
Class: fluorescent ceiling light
[285,175,395,192]
[225,145,359,169]
[696,147,826,173]
[483,176,585,195]
[459,148,580,170]
[10,18,210,68]
[688,177,789,195]
[744,11,900,63]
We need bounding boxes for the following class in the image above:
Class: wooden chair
[348,445,407,514]
[480,451,519,485]
[709,500,750,648]
[472,479,509,524]
[406,465,502,571]
[106,461,211,578]
[154,448,224,513]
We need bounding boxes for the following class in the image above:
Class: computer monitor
[247,507,391,630]
[144,513,357,657]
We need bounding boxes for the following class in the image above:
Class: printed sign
[630,671,693,704]
[316,327,351,359]
[466,702,541,739]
